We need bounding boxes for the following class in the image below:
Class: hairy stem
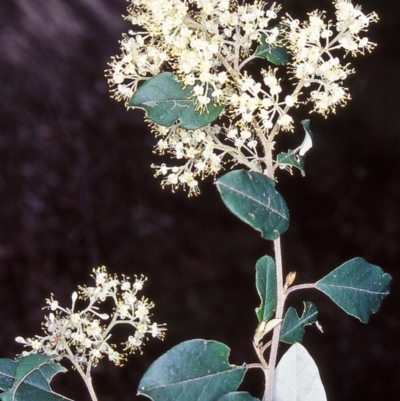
[285,282,316,296]
[264,237,285,401]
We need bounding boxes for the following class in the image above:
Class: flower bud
[15,336,26,344]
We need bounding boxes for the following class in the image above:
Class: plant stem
[253,341,269,368]
[80,372,99,401]
[285,282,316,296]
[264,237,285,401]
[259,79,309,401]
[64,346,98,401]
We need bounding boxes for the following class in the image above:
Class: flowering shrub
[0,2,391,401]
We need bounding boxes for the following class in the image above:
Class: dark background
[1,0,399,400]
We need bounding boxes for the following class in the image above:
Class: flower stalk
[15,266,166,400]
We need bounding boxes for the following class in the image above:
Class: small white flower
[284,95,296,107]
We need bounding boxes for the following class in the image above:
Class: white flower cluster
[151,124,224,193]
[109,0,280,105]
[16,266,165,367]
[107,0,377,194]
[283,0,378,114]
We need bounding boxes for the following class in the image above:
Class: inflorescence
[16,266,166,368]
[107,0,377,194]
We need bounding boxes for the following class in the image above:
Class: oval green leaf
[138,340,247,401]
[215,170,289,240]
[273,343,327,401]
[315,257,392,323]
[129,72,224,130]
[255,256,277,322]
[280,302,318,344]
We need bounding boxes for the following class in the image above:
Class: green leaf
[218,392,260,401]
[215,170,289,240]
[255,256,277,322]
[254,37,289,65]
[0,355,72,401]
[280,302,318,344]
[0,359,18,392]
[254,25,290,65]
[138,340,247,401]
[254,43,289,65]
[129,72,224,130]
[315,257,392,323]
[276,119,313,176]
[273,343,327,401]
[276,151,305,174]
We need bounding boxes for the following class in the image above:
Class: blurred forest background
[1,0,399,400]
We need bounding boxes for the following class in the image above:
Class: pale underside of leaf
[273,343,327,401]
